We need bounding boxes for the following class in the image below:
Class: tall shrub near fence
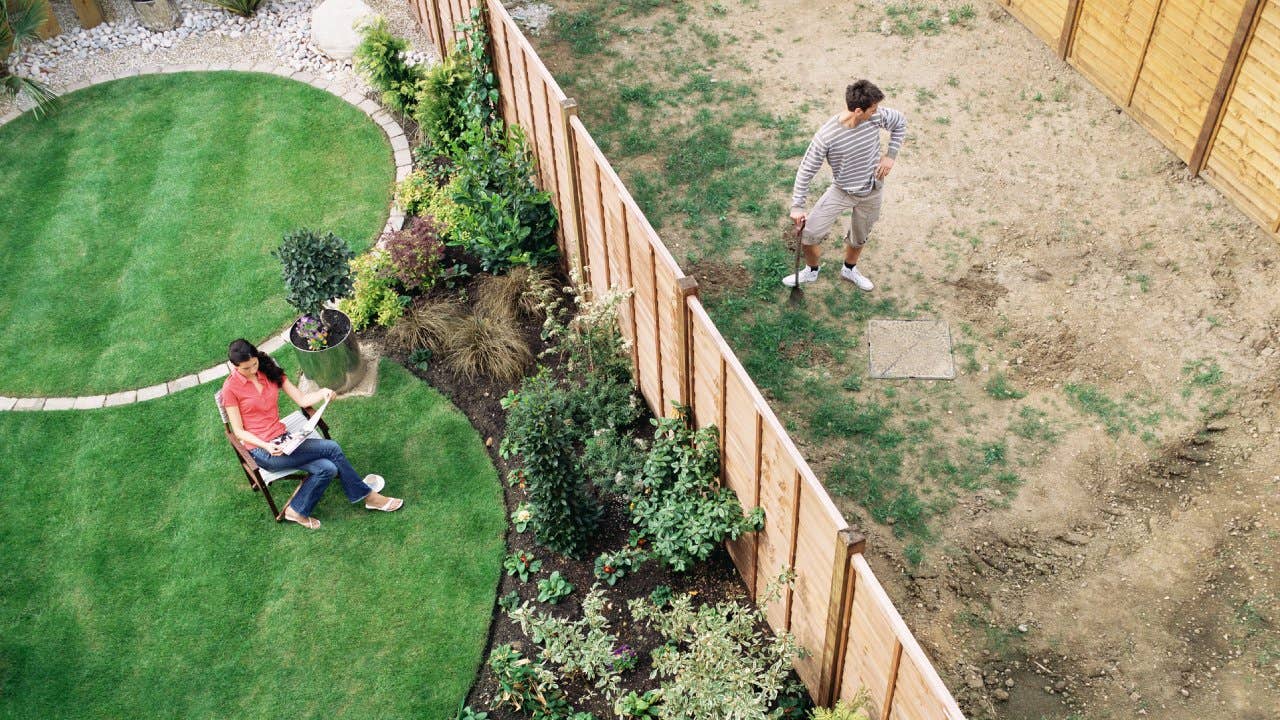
[406,0,965,715]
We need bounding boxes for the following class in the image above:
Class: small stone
[1017,624,1029,633]
[993,689,1010,701]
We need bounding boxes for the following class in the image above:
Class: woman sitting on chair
[220,338,402,529]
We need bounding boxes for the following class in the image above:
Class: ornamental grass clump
[1,0,58,117]
[443,310,531,383]
[474,265,557,322]
[385,296,464,354]
[202,0,264,17]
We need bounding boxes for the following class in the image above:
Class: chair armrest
[225,427,261,470]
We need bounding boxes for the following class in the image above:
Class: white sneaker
[782,266,820,287]
[840,265,874,291]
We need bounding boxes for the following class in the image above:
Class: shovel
[787,218,806,306]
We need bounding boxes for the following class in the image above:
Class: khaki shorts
[801,183,883,248]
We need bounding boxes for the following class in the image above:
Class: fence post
[819,528,866,706]
[1056,0,1083,58]
[1189,0,1265,175]
[675,276,699,412]
[558,99,589,285]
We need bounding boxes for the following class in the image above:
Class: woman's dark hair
[846,79,885,112]
[227,338,286,387]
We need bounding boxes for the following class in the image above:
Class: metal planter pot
[289,308,365,392]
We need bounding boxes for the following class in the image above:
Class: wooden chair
[215,391,332,522]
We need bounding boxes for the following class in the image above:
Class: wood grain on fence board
[1203,0,1280,227]
[789,476,846,692]
[1003,0,1072,47]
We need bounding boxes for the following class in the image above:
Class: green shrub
[338,249,405,330]
[536,571,575,604]
[274,228,355,321]
[508,589,624,701]
[488,644,573,718]
[582,428,648,497]
[631,406,764,572]
[628,584,803,719]
[354,17,424,114]
[415,55,470,153]
[593,546,647,586]
[501,370,601,557]
[386,217,445,291]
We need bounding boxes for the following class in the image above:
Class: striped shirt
[791,108,908,207]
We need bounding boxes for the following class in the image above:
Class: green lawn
[0,72,393,396]
[0,360,504,718]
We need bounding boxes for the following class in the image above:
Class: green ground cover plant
[0,72,391,395]
[0,360,504,718]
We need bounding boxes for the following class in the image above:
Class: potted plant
[274,228,366,392]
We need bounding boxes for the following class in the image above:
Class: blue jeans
[250,438,372,516]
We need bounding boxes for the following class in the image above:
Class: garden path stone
[867,319,956,380]
[0,65,409,412]
[104,390,138,407]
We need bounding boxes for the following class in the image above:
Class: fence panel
[788,475,845,692]
[414,2,966,712]
[1003,0,1072,47]
[1129,0,1249,161]
[1203,0,1280,228]
[1068,0,1161,105]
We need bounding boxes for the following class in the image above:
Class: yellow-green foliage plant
[339,249,406,330]
[394,172,472,247]
[809,689,872,720]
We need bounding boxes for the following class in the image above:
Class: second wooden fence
[406,0,965,715]
[1000,0,1280,239]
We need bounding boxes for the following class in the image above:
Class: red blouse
[220,369,287,448]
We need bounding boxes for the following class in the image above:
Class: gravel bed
[2,0,437,116]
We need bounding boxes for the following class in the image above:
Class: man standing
[783,79,907,291]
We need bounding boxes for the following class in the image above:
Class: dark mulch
[371,251,774,718]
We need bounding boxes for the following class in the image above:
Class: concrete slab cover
[867,319,955,380]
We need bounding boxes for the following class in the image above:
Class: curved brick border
[0,64,410,412]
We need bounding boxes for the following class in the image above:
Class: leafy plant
[628,584,804,719]
[202,0,264,17]
[614,689,662,718]
[809,690,872,719]
[504,550,543,582]
[501,370,601,557]
[509,589,624,701]
[536,571,574,604]
[408,347,431,371]
[511,501,533,533]
[415,55,470,154]
[1,0,58,117]
[582,427,648,497]
[339,248,405,330]
[498,590,521,614]
[455,705,489,720]
[386,216,445,291]
[631,406,764,572]
[593,546,648,586]
[354,16,423,114]
[488,644,573,717]
[274,228,355,342]
[648,584,673,608]
[611,644,639,673]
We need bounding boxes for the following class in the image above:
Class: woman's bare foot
[282,507,321,529]
[364,492,403,512]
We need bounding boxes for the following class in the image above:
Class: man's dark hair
[846,80,885,112]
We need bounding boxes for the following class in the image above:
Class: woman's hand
[266,442,284,456]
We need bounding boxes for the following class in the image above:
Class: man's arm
[790,130,827,211]
[876,107,907,179]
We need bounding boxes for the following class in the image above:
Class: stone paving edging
[0,63,410,412]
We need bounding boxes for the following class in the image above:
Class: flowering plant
[611,644,639,673]
[510,503,533,533]
[295,315,328,351]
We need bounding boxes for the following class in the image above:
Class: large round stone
[311,0,374,60]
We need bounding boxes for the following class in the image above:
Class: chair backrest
[214,391,230,425]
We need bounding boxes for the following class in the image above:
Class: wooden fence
[997,0,1280,238]
[406,0,965,714]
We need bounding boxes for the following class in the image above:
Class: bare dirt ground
[513,0,1280,717]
